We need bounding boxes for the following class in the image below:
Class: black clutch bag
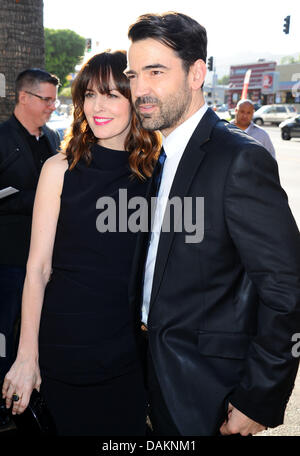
[0,386,56,435]
[13,389,57,435]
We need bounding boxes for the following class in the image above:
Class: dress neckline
[90,143,129,170]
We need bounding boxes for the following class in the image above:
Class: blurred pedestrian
[2,50,161,436]
[0,69,60,388]
[232,99,276,158]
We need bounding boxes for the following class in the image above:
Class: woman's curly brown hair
[61,50,161,179]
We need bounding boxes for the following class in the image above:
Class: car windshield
[256,106,268,113]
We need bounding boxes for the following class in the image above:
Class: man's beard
[134,80,192,132]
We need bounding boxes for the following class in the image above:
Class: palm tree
[0,0,44,122]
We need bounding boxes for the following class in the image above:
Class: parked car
[253,103,261,111]
[279,115,300,140]
[215,106,231,121]
[215,104,228,112]
[253,104,297,126]
[46,111,72,140]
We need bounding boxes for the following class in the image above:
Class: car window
[276,107,286,113]
[287,106,296,113]
[256,106,267,113]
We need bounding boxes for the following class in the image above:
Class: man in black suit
[126,13,300,436]
[0,69,60,385]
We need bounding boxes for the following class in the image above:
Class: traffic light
[86,38,92,52]
[283,16,290,34]
[208,56,213,72]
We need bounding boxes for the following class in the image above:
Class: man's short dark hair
[15,68,60,103]
[128,12,207,73]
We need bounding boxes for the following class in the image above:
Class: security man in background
[232,99,276,159]
[0,68,60,391]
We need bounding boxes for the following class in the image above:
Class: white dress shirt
[141,103,208,325]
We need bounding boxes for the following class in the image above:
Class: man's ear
[189,59,207,90]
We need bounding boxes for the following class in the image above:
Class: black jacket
[0,115,60,266]
[129,108,300,435]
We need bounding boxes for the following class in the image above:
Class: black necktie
[152,147,167,198]
[149,147,167,231]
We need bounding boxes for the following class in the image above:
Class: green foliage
[280,54,300,65]
[59,87,72,98]
[45,28,85,89]
[218,75,229,85]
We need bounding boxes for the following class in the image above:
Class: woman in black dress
[2,51,160,435]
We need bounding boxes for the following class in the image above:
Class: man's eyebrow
[124,64,169,75]
[143,64,168,70]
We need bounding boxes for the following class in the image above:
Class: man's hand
[219,402,267,436]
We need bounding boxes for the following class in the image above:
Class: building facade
[227,61,277,108]
[227,60,300,110]
[276,63,300,104]
[203,84,227,107]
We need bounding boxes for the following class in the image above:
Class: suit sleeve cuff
[229,388,287,428]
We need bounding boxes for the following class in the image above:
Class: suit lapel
[8,118,58,179]
[149,108,220,309]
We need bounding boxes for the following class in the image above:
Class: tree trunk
[0,0,44,122]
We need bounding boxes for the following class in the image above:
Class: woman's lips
[93,117,113,126]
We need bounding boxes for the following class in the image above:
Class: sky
[43,0,300,80]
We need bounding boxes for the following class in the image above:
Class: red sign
[262,74,273,89]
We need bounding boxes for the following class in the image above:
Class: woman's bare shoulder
[38,152,69,193]
[44,152,69,171]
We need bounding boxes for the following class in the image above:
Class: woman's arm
[2,153,68,415]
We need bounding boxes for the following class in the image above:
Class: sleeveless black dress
[38,144,148,435]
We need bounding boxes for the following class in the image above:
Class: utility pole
[212,58,216,106]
